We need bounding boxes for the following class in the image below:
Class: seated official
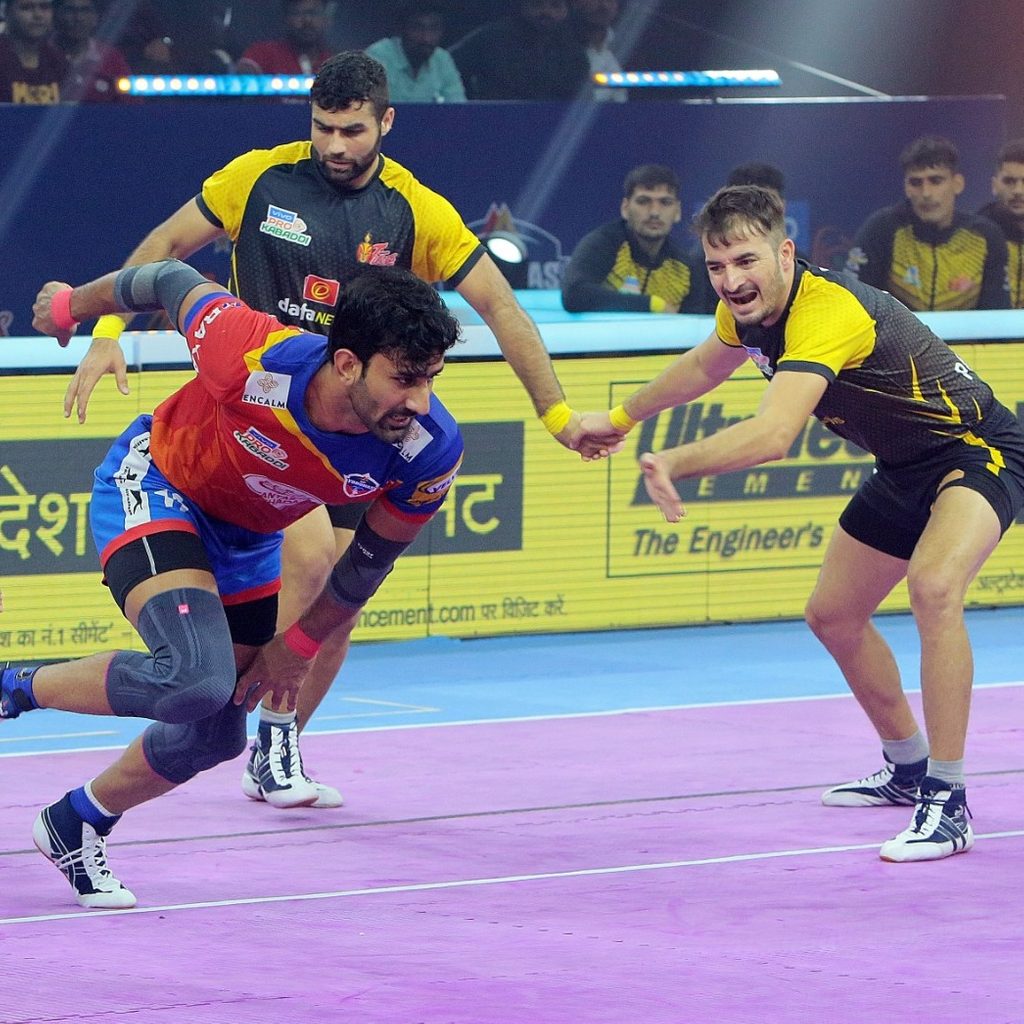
[561,164,712,314]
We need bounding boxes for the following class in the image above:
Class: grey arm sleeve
[328,520,413,609]
[113,259,210,321]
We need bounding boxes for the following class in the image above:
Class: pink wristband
[282,622,322,659]
[51,288,78,332]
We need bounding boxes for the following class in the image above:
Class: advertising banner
[4,345,1024,659]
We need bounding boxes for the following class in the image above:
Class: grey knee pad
[106,588,236,725]
[143,700,248,785]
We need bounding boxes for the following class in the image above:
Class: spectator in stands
[725,160,813,261]
[364,1,464,103]
[726,160,786,196]
[450,0,590,101]
[53,0,130,103]
[237,0,332,76]
[561,163,711,314]
[979,138,1024,308]
[116,1,173,75]
[571,0,625,102]
[846,135,1009,310]
[0,0,68,104]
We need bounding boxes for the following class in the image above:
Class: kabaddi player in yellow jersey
[578,184,1024,862]
[59,52,586,811]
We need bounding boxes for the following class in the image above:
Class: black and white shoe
[33,795,136,909]
[821,756,925,807]
[879,778,974,862]
[240,722,321,808]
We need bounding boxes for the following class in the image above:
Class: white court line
[4,828,1023,927]
[0,730,117,745]
[314,696,440,722]
[4,679,1023,758]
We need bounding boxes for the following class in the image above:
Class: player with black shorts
[577,184,1024,863]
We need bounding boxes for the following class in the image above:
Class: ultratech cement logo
[628,403,873,505]
[407,423,523,555]
[260,205,312,247]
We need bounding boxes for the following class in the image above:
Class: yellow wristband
[540,400,574,436]
[92,314,128,341]
[608,404,638,431]
[649,295,667,313]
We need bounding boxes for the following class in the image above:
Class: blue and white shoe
[879,778,974,862]
[821,756,925,807]
[33,795,136,909]
[240,722,324,809]
[0,664,38,719]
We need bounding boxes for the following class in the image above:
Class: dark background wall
[142,0,1024,129]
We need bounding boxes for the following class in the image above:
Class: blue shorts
[90,415,282,604]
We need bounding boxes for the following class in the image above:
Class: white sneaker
[821,756,925,807]
[879,778,974,862]
[241,722,322,809]
[33,797,136,910]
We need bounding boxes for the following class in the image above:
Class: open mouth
[726,288,758,310]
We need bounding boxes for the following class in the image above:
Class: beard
[316,141,381,188]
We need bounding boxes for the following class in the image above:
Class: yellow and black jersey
[716,261,1019,467]
[845,203,1009,311]
[561,219,712,314]
[978,201,1024,308]
[197,142,484,332]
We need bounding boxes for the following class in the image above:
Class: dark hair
[996,138,1024,168]
[397,0,444,24]
[311,51,390,117]
[693,185,785,246]
[900,135,959,174]
[328,267,461,371]
[725,161,786,196]
[622,164,680,199]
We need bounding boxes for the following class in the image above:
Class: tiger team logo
[356,232,398,266]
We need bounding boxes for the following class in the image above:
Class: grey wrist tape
[113,259,209,320]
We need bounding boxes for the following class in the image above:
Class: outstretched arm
[64,199,225,423]
[454,255,583,451]
[575,332,748,460]
[33,260,223,344]
[640,368,828,522]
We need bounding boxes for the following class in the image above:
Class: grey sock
[881,730,929,768]
[927,758,965,787]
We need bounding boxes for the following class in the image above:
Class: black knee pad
[143,700,249,785]
[106,588,237,724]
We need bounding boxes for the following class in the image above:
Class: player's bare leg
[243,506,351,809]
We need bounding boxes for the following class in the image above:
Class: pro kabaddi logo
[260,205,312,247]
[233,427,289,470]
[302,274,341,306]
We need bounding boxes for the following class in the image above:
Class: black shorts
[839,406,1024,560]
[327,502,371,530]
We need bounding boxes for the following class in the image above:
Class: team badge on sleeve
[406,457,463,507]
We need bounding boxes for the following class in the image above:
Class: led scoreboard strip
[116,70,781,98]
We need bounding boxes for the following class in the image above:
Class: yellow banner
[3,347,1024,657]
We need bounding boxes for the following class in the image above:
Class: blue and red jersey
[149,292,463,534]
